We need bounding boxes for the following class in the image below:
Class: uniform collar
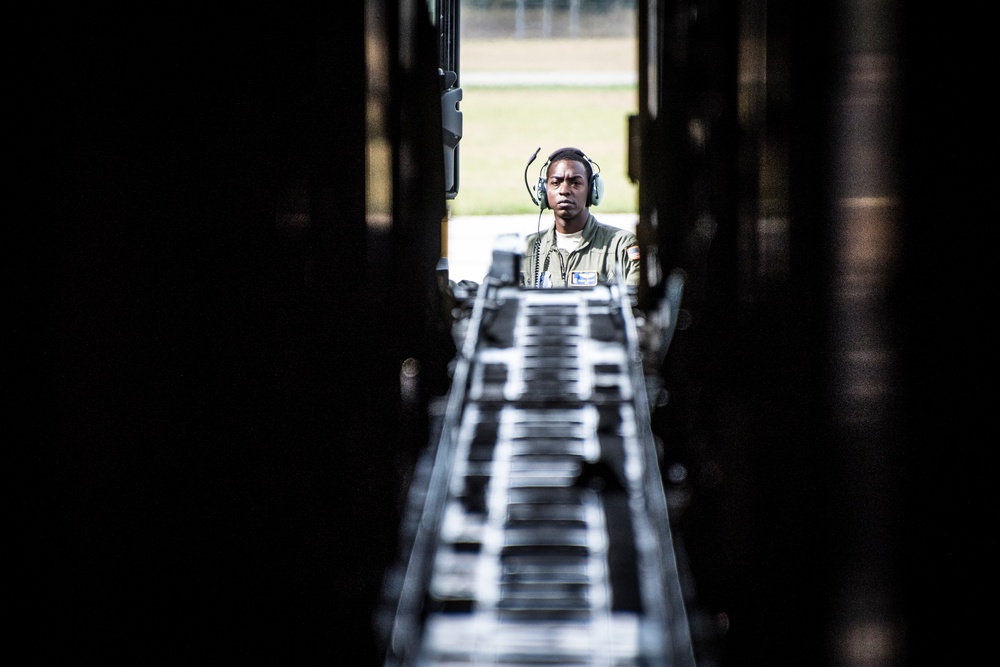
[547,213,596,248]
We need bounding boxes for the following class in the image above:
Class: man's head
[538,148,603,232]
[538,147,602,205]
[546,147,594,187]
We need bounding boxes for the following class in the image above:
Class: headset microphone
[521,147,545,286]
[523,147,542,207]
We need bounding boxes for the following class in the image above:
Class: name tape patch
[570,271,598,286]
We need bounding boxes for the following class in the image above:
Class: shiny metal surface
[381,264,694,667]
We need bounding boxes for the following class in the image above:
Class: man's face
[545,159,589,222]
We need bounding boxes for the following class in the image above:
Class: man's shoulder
[526,227,551,244]
[590,217,637,242]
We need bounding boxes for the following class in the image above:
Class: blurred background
[447,1,640,282]
[453,1,638,216]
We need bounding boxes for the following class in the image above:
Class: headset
[523,146,604,210]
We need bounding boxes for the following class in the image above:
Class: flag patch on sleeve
[627,245,641,261]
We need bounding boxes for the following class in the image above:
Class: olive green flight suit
[521,214,640,288]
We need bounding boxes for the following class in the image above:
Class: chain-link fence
[462,0,636,39]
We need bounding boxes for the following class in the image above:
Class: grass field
[450,37,638,215]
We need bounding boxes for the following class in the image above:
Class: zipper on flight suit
[542,247,571,283]
[558,242,588,283]
[542,235,587,285]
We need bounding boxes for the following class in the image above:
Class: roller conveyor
[378,243,695,667]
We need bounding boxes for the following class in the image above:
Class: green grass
[449,84,639,215]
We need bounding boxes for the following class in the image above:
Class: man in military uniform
[522,147,640,289]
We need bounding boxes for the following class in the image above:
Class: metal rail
[379,243,695,666]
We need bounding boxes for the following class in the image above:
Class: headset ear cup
[590,173,604,207]
[535,177,548,209]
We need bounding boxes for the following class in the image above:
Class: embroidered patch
[570,271,598,286]
[627,245,641,261]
